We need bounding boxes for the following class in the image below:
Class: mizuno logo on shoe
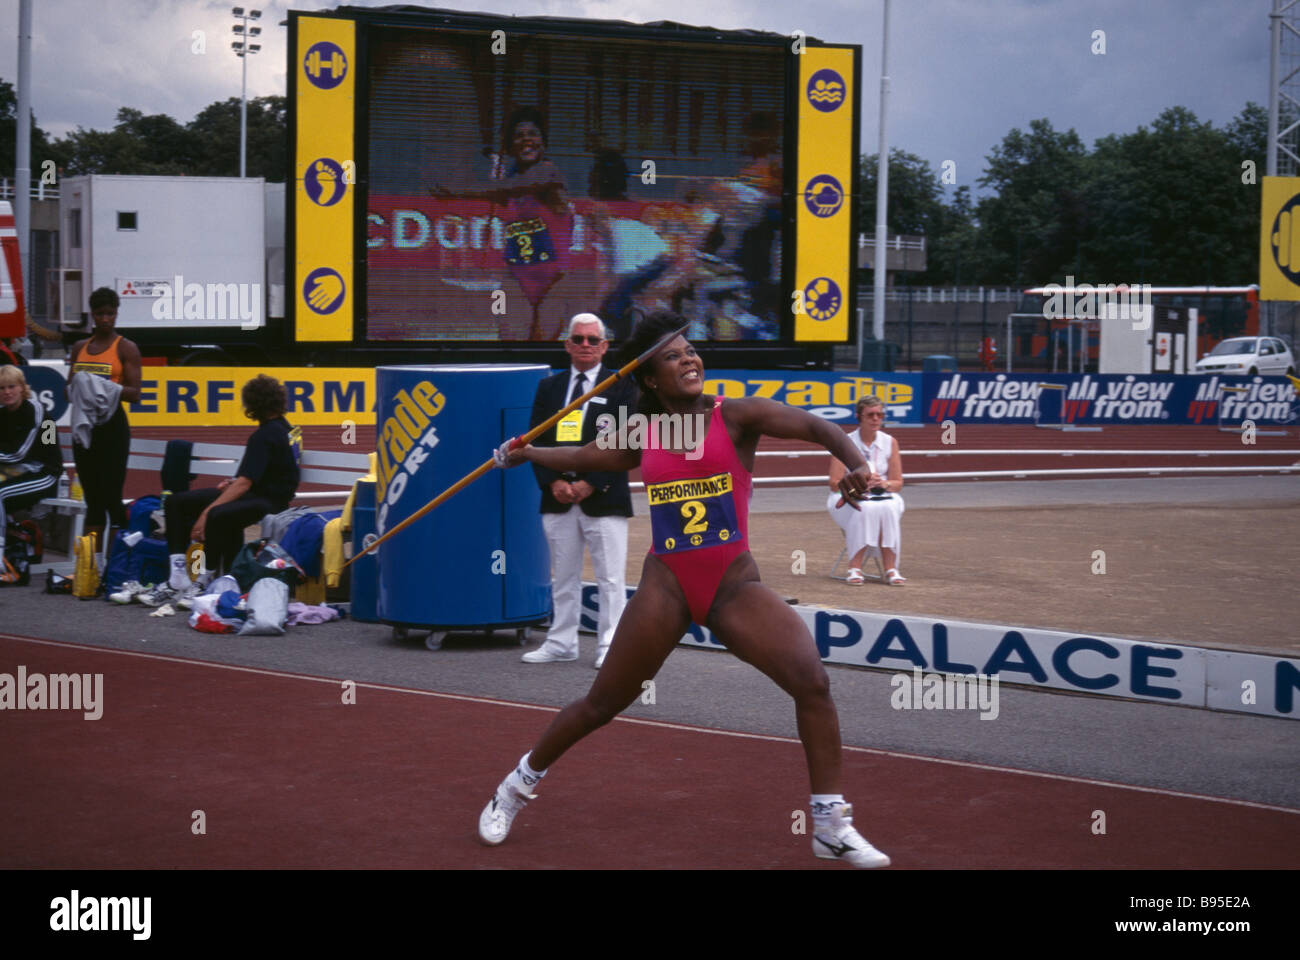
[811,832,863,853]
[815,835,856,857]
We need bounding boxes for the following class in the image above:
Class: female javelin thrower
[433,106,578,341]
[480,312,891,868]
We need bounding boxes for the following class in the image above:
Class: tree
[974,118,1089,285]
[46,95,287,181]
[1081,105,1259,285]
[0,77,60,182]
[53,107,194,176]
[188,96,287,180]
[858,149,980,284]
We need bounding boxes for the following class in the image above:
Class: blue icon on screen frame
[304,42,348,90]
[806,69,846,113]
[303,267,346,315]
[804,175,844,217]
[305,158,347,207]
[804,277,842,321]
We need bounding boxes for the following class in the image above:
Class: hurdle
[1217,384,1288,436]
[1033,382,1102,431]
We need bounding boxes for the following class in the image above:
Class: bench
[31,433,371,574]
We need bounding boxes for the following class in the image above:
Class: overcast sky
[0,0,1269,196]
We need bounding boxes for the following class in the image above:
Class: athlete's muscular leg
[527,554,691,770]
[707,557,843,794]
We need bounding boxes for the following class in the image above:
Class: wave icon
[807,69,847,112]
[809,82,844,103]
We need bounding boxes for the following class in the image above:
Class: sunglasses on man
[570,335,605,345]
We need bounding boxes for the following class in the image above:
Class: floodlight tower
[231,7,263,178]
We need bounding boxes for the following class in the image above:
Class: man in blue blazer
[525,314,638,668]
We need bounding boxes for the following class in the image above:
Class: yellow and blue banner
[794,47,856,342]
[295,16,356,340]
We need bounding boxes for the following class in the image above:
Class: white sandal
[846,567,865,585]
[885,568,907,585]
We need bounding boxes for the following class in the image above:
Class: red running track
[2,635,1296,870]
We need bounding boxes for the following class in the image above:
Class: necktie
[569,373,586,405]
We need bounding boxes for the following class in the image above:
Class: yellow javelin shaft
[343,323,688,570]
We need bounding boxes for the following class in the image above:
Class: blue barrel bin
[374,365,551,635]
[349,478,380,623]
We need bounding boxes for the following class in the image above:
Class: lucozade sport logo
[376,381,446,535]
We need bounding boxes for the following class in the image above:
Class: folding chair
[828,545,886,583]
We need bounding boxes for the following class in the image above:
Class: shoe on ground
[109,580,151,605]
[885,568,907,586]
[149,603,176,618]
[477,770,537,846]
[136,583,176,607]
[812,803,891,868]
[845,567,865,585]
[139,582,200,608]
[522,643,578,664]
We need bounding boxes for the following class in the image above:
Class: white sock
[515,751,546,789]
[168,554,189,589]
[810,794,847,828]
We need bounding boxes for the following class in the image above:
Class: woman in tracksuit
[0,365,60,580]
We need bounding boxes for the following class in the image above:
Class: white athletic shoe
[477,768,538,846]
[136,582,176,607]
[521,643,578,664]
[812,803,891,868]
[109,580,151,605]
[139,581,200,608]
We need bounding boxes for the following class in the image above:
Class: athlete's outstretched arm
[433,160,566,203]
[727,396,872,502]
[501,437,639,475]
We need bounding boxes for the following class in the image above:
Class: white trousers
[541,510,629,655]
[826,491,904,567]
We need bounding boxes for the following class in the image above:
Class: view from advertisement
[365,29,786,343]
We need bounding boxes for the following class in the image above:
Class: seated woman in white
[826,395,906,585]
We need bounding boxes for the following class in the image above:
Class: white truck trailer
[56,175,283,362]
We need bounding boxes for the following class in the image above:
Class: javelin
[343,322,690,570]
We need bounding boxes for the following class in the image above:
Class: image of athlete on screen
[433,106,581,340]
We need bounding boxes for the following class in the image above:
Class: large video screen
[366,28,786,343]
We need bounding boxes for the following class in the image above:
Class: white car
[1194,336,1295,376]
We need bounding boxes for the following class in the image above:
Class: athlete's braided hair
[619,311,688,416]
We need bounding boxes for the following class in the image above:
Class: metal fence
[855,285,1026,370]
[856,286,1298,372]
[0,178,61,201]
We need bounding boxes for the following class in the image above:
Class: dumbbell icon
[304,43,347,87]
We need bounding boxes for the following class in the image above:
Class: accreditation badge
[556,408,584,443]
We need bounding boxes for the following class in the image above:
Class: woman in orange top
[67,287,142,550]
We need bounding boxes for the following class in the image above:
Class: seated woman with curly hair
[142,375,301,604]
